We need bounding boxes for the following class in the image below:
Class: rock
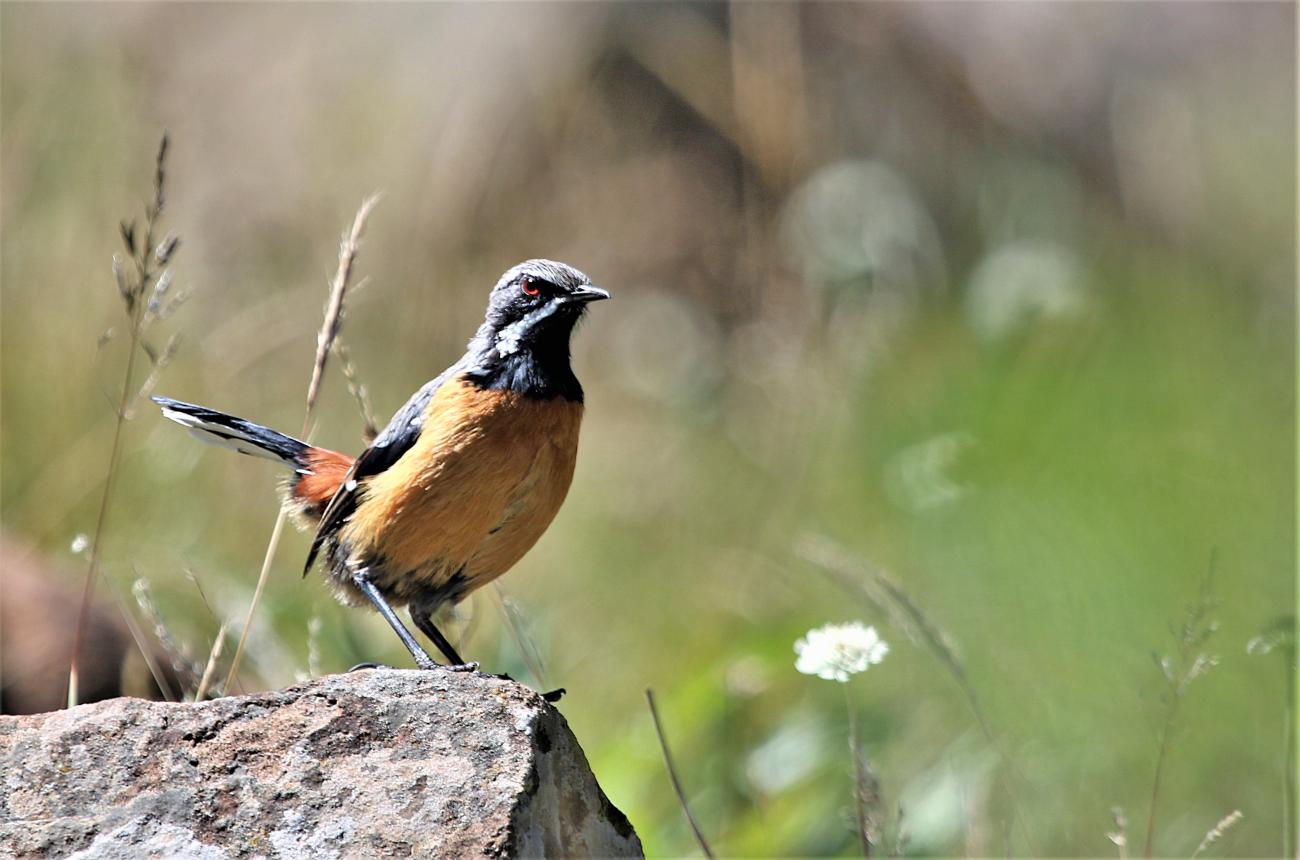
[0,670,642,858]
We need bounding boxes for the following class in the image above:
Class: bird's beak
[568,285,611,304]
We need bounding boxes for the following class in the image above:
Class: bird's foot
[412,655,478,672]
[411,653,443,671]
[353,658,480,673]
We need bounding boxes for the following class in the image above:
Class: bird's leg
[408,602,564,699]
[409,604,565,700]
[409,605,479,672]
[350,568,441,670]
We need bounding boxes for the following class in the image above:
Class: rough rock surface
[0,670,641,858]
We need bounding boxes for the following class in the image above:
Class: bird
[153,259,609,678]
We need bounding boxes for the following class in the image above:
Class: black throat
[461,314,585,403]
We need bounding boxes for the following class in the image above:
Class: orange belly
[337,378,582,607]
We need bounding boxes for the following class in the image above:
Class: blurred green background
[1,3,1294,856]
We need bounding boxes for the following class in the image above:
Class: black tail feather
[152,396,309,469]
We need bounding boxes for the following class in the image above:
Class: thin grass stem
[493,584,551,692]
[69,134,172,708]
[68,335,142,708]
[1141,709,1175,858]
[223,194,380,691]
[846,683,871,858]
[645,688,714,858]
[223,510,288,690]
[109,584,177,703]
[335,337,379,443]
[195,622,228,702]
[1143,560,1219,858]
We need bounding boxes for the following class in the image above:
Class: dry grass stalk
[183,566,223,628]
[1189,810,1242,859]
[110,583,179,703]
[223,193,381,691]
[492,584,552,692]
[133,333,183,410]
[645,688,715,859]
[1108,806,1130,860]
[305,193,382,414]
[131,576,201,690]
[194,622,228,702]
[335,338,379,443]
[183,566,242,696]
[224,514,288,690]
[69,133,183,708]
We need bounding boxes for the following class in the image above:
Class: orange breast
[340,377,583,601]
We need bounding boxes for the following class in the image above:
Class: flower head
[794,621,889,682]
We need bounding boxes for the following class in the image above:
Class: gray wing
[370,372,448,451]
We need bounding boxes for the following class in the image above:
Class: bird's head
[481,259,610,358]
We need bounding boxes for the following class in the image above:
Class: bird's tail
[152,396,354,524]
[153,396,311,468]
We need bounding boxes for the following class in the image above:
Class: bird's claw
[412,656,478,672]
[352,658,481,674]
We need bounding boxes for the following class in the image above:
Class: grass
[796,535,1034,855]
[223,193,381,691]
[1142,566,1221,857]
[646,687,716,859]
[68,134,183,707]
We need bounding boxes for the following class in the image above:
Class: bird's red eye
[521,277,540,296]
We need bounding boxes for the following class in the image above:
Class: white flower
[794,622,889,682]
[69,533,89,555]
